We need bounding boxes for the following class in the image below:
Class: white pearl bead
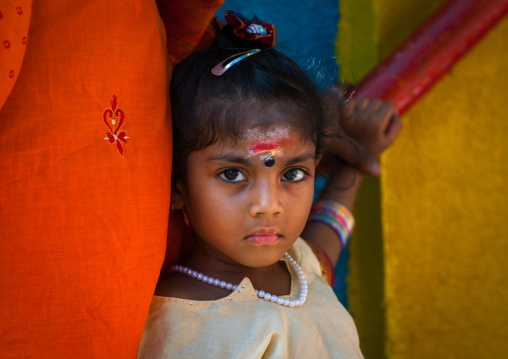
[276,298,284,305]
[220,281,227,288]
[226,283,233,290]
[283,299,290,306]
[214,279,221,286]
[264,293,271,300]
[207,277,214,285]
[203,275,209,282]
[258,290,265,298]
[197,273,203,280]
[270,296,278,302]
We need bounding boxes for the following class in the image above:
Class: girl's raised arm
[301,93,402,267]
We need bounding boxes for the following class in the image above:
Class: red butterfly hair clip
[224,10,277,49]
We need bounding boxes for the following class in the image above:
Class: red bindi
[250,141,278,153]
[248,133,293,154]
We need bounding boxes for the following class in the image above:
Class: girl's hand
[340,97,402,159]
[321,85,402,176]
[304,90,402,267]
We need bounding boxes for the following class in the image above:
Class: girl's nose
[249,179,283,217]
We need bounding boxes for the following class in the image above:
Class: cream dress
[138,238,364,358]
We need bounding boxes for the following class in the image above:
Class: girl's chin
[232,248,292,268]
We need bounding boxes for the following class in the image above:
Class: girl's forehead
[211,102,316,152]
[243,126,292,155]
[242,126,290,142]
[235,102,304,136]
[199,123,316,164]
[213,124,308,152]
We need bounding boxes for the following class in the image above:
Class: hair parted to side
[170,22,325,184]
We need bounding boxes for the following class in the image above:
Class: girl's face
[176,122,319,269]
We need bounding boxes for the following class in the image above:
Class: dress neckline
[153,256,298,304]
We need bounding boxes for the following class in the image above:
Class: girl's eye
[282,168,306,181]
[219,169,247,182]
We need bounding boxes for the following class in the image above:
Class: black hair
[170,23,325,184]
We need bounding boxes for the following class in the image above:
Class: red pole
[354,0,508,115]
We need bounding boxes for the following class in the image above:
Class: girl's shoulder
[154,274,191,299]
[289,237,323,276]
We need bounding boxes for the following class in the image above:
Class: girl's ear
[170,182,186,211]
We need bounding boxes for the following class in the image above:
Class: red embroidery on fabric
[22,36,26,45]
[103,95,128,156]
[16,7,22,15]
[4,40,10,49]
[9,70,14,78]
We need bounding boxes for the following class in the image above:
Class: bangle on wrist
[308,199,355,248]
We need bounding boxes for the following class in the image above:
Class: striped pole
[354,0,508,115]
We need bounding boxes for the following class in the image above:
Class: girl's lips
[244,234,280,245]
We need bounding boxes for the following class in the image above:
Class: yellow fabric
[138,238,364,359]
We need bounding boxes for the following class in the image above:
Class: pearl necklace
[171,253,308,307]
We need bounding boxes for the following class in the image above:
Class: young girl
[138,11,400,358]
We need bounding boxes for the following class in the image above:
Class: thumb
[325,135,381,176]
[354,142,381,176]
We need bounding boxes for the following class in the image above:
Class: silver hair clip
[211,49,261,76]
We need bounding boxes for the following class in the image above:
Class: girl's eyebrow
[206,154,252,165]
[282,153,316,167]
[206,152,316,166]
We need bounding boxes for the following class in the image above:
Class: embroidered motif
[103,95,128,156]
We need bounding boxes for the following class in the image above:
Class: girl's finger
[384,112,403,143]
[364,98,383,117]
[324,134,380,176]
[377,102,396,122]
[356,98,369,112]
[376,102,397,131]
